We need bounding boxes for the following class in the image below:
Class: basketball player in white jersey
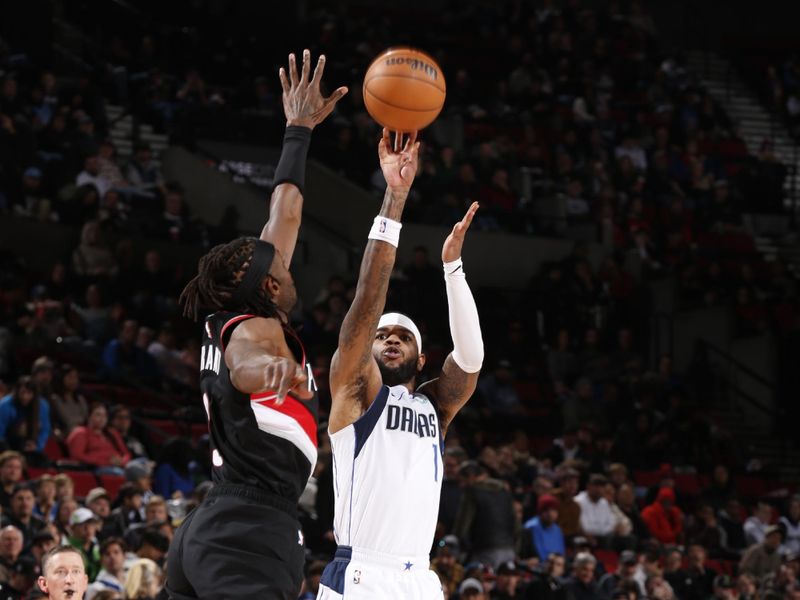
[317,129,484,600]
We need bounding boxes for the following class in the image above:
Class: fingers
[403,131,418,153]
[275,364,295,404]
[462,201,479,226]
[301,49,311,84]
[278,67,290,96]
[393,131,404,153]
[288,53,299,88]
[310,54,327,88]
[378,128,390,158]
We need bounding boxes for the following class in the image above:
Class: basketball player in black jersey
[165,50,346,600]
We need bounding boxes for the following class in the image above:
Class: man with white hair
[0,525,24,582]
[564,552,600,600]
[317,131,484,599]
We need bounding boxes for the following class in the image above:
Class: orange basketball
[363,47,446,133]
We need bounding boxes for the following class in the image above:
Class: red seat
[99,474,126,500]
[594,549,619,574]
[26,467,58,480]
[633,470,661,488]
[736,476,767,499]
[44,437,64,461]
[60,470,99,498]
[675,473,702,496]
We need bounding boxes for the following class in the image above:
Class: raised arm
[328,130,419,433]
[260,50,347,265]
[418,202,484,434]
[225,317,313,403]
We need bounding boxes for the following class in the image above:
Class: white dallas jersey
[330,384,444,557]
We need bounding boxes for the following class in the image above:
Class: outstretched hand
[378,128,420,192]
[263,357,315,404]
[279,49,348,129]
[442,201,479,263]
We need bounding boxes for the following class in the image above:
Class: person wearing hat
[710,574,737,600]
[491,561,521,600]
[740,523,784,579]
[598,551,642,599]
[554,467,582,540]
[86,488,113,539]
[459,577,486,600]
[522,494,565,563]
[641,487,683,545]
[68,507,102,581]
[432,535,464,598]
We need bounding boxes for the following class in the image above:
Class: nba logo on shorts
[353,570,361,584]
[379,219,386,233]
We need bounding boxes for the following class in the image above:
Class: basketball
[363,47,446,133]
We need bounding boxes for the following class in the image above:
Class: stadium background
[0,0,799,598]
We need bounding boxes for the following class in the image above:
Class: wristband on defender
[272,126,312,193]
[368,216,402,247]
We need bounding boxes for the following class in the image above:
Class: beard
[377,354,419,387]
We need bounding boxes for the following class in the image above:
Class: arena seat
[594,549,619,574]
[675,473,703,495]
[633,470,661,488]
[44,437,65,462]
[99,474,126,500]
[26,467,58,479]
[735,475,767,499]
[61,470,100,498]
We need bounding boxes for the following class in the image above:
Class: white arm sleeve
[444,258,484,373]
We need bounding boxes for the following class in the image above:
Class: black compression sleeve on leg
[272,126,312,194]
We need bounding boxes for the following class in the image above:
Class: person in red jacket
[642,486,684,544]
[66,403,131,474]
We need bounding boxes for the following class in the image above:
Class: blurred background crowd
[0,0,799,599]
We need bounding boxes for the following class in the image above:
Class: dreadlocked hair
[180,237,284,322]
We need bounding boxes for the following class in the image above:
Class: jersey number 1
[432,444,438,482]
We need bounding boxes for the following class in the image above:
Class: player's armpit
[224,317,298,396]
[420,354,480,435]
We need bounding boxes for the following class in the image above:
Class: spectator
[50,364,89,437]
[439,448,466,535]
[735,572,758,600]
[54,473,75,503]
[641,487,683,545]
[68,507,102,581]
[0,452,25,511]
[574,474,617,545]
[103,483,144,539]
[615,483,650,545]
[102,320,159,384]
[86,537,126,600]
[644,575,676,600]
[124,495,168,551]
[453,461,518,569]
[432,535,464,598]
[0,376,51,455]
[76,154,112,199]
[153,437,195,498]
[108,405,148,459]
[459,577,487,600]
[739,524,784,579]
[554,468,582,540]
[55,498,79,541]
[780,494,800,556]
[124,461,154,503]
[297,560,326,600]
[35,545,90,600]
[125,142,163,197]
[520,552,567,600]
[678,544,718,600]
[717,497,747,554]
[31,356,55,400]
[66,403,131,473]
[71,221,118,279]
[709,574,737,600]
[124,557,162,599]
[522,494,565,562]
[0,556,36,598]
[86,488,112,525]
[0,525,24,582]
[565,551,600,600]
[151,183,200,243]
[477,359,523,416]
[743,501,773,547]
[1,484,45,545]
[491,561,522,600]
[33,475,58,523]
[598,550,641,600]
[30,529,56,566]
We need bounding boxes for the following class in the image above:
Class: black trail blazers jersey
[199,311,319,502]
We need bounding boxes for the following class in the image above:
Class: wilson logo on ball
[385,57,438,81]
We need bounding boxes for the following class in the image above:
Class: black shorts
[165,484,305,600]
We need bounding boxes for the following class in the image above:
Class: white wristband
[368,216,402,247]
[444,258,464,276]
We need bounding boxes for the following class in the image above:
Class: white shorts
[316,546,444,600]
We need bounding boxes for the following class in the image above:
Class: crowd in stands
[0,0,799,599]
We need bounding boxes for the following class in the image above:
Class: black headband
[231,239,276,307]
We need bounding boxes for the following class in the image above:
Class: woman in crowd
[66,402,131,474]
[0,376,51,458]
[50,364,89,437]
[124,558,162,600]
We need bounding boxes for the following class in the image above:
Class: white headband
[377,313,422,352]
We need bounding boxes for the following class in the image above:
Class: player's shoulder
[228,315,283,342]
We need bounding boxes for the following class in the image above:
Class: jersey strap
[352,385,390,459]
